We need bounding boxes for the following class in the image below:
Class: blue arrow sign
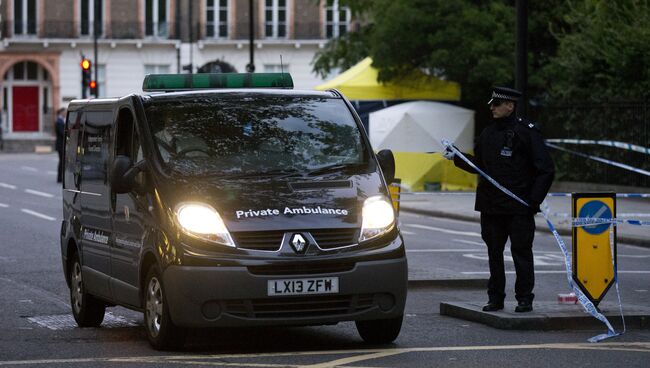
[578,200,613,235]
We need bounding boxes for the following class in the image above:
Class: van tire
[69,253,106,327]
[355,315,403,344]
[143,265,186,350]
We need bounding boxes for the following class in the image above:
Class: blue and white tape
[546,139,650,155]
[397,191,650,198]
[547,193,650,198]
[442,139,625,342]
[546,142,650,177]
[571,217,650,227]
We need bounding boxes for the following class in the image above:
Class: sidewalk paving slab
[440,301,650,330]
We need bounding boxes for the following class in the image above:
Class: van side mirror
[111,155,146,194]
[376,149,396,184]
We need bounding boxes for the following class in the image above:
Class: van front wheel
[143,265,186,350]
[69,253,105,327]
[355,315,403,344]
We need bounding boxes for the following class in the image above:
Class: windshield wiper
[305,162,368,177]
[225,168,302,179]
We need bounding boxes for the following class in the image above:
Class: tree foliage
[543,0,650,102]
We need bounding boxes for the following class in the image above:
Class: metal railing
[532,101,650,188]
[1,21,335,41]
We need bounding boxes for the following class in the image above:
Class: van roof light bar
[142,73,294,92]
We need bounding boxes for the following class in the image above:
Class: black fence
[530,101,650,188]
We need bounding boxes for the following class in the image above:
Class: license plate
[267,277,339,296]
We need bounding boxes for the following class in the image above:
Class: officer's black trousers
[480,213,536,303]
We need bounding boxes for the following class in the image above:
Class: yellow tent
[315,57,460,101]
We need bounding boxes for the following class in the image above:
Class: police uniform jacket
[453,114,555,214]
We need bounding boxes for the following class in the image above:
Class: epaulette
[517,117,539,131]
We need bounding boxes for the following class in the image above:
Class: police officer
[443,87,555,312]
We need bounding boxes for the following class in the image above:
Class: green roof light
[142,73,294,92]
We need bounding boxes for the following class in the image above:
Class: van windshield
[143,94,368,177]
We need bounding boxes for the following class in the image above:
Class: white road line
[401,230,417,235]
[0,342,648,367]
[21,166,38,172]
[462,270,650,275]
[454,238,484,246]
[24,189,55,198]
[0,203,8,208]
[0,182,17,190]
[405,223,481,238]
[407,249,486,253]
[20,209,56,221]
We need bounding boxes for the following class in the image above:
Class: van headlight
[359,195,395,242]
[175,203,235,247]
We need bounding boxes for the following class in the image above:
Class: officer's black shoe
[515,301,533,313]
[482,302,504,312]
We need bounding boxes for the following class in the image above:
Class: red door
[12,86,39,132]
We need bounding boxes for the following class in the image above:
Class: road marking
[408,249,486,253]
[454,238,484,246]
[635,289,648,292]
[21,166,38,172]
[27,312,138,331]
[1,342,649,366]
[462,270,650,275]
[20,209,56,221]
[401,230,417,235]
[404,223,481,238]
[0,203,8,208]
[0,182,17,190]
[24,189,55,198]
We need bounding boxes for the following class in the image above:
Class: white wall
[58,42,328,105]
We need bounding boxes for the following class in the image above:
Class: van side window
[82,112,112,184]
[63,111,81,189]
[115,108,145,187]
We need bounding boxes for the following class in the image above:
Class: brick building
[0,0,352,151]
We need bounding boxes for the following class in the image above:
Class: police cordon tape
[441,139,625,343]
[398,191,650,198]
[546,139,650,155]
[545,142,650,177]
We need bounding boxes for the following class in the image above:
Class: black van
[60,73,407,349]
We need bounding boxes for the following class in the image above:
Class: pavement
[400,191,650,331]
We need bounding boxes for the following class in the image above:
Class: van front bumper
[162,242,407,328]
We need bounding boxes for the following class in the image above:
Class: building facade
[0,0,352,151]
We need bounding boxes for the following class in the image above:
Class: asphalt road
[0,153,649,367]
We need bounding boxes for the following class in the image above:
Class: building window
[96,65,106,98]
[206,0,228,38]
[144,64,170,75]
[263,64,289,73]
[325,0,350,38]
[145,0,169,37]
[14,0,37,36]
[80,0,104,37]
[264,0,287,39]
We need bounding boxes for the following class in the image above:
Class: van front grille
[231,231,284,251]
[247,262,355,276]
[224,294,375,319]
[311,228,358,249]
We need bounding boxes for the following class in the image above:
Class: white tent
[369,101,474,153]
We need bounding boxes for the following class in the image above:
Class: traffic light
[80,57,92,98]
[89,80,97,96]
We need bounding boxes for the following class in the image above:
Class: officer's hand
[530,202,541,214]
[442,146,456,160]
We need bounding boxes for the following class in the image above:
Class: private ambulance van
[60,73,407,349]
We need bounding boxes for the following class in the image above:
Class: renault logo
[290,233,308,254]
